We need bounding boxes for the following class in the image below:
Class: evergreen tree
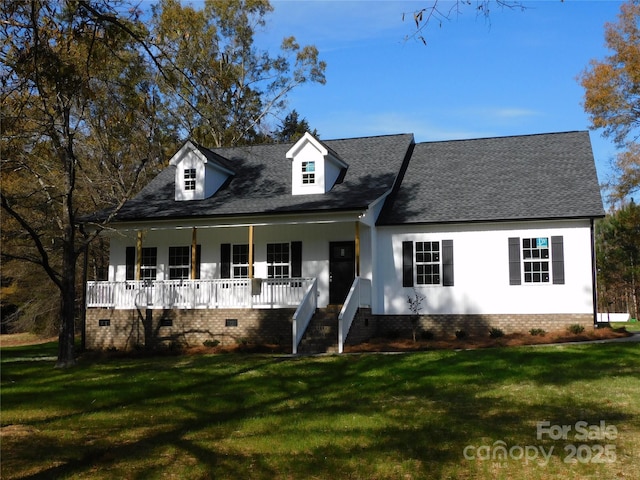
[275,110,319,143]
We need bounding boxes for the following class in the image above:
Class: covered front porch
[85,212,377,353]
[85,276,372,354]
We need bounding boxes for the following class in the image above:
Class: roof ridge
[322,132,414,142]
[415,130,587,146]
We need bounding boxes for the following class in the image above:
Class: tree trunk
[56,239,77,368]
[56,139,78,368]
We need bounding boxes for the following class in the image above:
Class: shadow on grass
[2,343,639,479]
[1,341,59,360]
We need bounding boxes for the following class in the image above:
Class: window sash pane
[184,168,196,191]
[415,241,441,285]
[302,161,315,184]
[139,247,157,280]
[169,246,190,280]
[522,238,550,283]
[267,243,290,278]
[232,245,250,278]
[523,260,550,283]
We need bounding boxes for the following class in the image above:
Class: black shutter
[442,240,454,287]
[195,244,201,280]
[551,236,565,285]
[125,246,135,280]
[508,237,521,285]
[220,243,231,279]
[291,241,302,278]
[402,241,414,287]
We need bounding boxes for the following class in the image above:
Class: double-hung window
[168,246,190,280]
[232,244,250,278]
[522,237,550,283]
[416,241,440,285]
[184,168,196,191]
[302,161,315,184]
[402,240,454,287]
[140,247,157,280]
[267,243,290,278]
[220,242,301,280]
[508,236,565,285]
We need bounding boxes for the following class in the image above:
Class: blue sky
[254,0,627,204]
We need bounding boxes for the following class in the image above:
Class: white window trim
[415,241,441,286]
[267,243,290,279]
[168,246,190,280]
[232,244,250,279]
[522,237,550,284]
[302,161,315,184]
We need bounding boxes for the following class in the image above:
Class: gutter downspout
[355,221,360,277]
[591,218,599,326]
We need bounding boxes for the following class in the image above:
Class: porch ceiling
[104,210,368,232]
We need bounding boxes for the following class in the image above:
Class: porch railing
[292,278,318,355]
[338,277,372,353]
[86,278,315,310]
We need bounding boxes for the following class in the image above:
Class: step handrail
[292,278,318,354]
[338,277,371,353]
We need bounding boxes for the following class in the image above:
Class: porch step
[297,307,341,354]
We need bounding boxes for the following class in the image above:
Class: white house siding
[108,220,365,308]
[375,219,595,317]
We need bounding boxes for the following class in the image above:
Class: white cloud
[491,108,541,119]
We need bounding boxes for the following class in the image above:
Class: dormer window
[287,132,348,196]
[170,141,235,201]
[184,168,196,191]
[302,161,315,184]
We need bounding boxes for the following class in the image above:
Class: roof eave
[377,213,606,227]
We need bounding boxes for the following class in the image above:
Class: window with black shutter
[125,246,135,280]
[402,239,454,287]
[509,235,565,285]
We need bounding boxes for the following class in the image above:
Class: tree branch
[403,0,527,45]
[1,193,63,290]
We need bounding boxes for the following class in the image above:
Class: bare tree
[403,0,527,45]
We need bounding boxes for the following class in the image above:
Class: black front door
[329,241,355,305]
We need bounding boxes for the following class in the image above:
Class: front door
[329,241,355,305]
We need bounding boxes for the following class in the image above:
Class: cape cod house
[85,130,605,353]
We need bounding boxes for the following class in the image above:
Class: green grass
[617,320,640,333]
[1,342,639,479]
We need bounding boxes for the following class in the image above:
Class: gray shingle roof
[377,131,605,225]
[110,134,415,222]
[191,142,236,173]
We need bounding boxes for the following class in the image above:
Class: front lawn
[616,321,640,333]
[1,342,638,479]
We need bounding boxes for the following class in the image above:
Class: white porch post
[249,225,254,307]
[135,231,143,280]
[248,225,254,279]
[371,225,379,313]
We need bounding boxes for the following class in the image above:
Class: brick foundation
[87,308,595,351]
[345,312,595,345]
[85,308,295,351]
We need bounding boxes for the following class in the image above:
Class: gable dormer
[286,132,348,195]
[169,141,235,201]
